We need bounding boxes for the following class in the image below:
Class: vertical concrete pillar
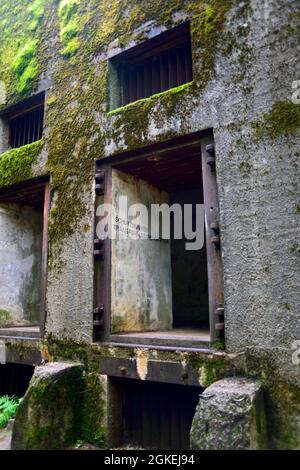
[0,117,9,154]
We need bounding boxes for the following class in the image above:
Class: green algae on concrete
[0,0,47,102]
[11,362,84,450]
[252,100,300,140]
[0,140,43,188]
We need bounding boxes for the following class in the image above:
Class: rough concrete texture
[0,0,299,449]
[0,203,43,326]
[190,378,267,450]
[111,169,172,332]
[11,362,84,450]
[0,427,12,450]
[45,188,95,343]
[41,0,300,390]
[0,117,9,154]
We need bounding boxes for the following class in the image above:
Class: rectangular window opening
[109,22,193,110]
[0,93,45,152]
[93,134,224,347]
[0,178,50,339]
[110,147,209,342]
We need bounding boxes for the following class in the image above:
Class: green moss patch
[0,140,43,188]
[0,309,11,327]
[187,0,233,90]
[81,371,106,445]
[188,353,234,387]
[252,100,300,140]
[57,0,90,58]
[12,363,84,450]
[0,0,46,102]
[108,82,193,116]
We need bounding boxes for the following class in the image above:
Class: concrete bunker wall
[0,0,299,450]
[111,169,172,333]
[0,203,43,326]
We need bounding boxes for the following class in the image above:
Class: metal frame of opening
[0,93,45,150]
[93,131,224,349]
[0,176,50,338]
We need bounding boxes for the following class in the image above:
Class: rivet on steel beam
[211,235,220,246]
[94,249,104,259]
[210,221,220,232]
[93,319,104,327]
[93,305,104,315]
[95,171,105,195]
[94,239,105,259]
[215,307,225,317]
[206,144,216,169]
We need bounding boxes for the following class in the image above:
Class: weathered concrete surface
[0,0,299,448]
[44,0,300,393]
[0,117,9,154]
[45,188,95,343]
[190,378,267,450]
[0,203,43,326]
[0,426,12,450]
[11,362,84,450]
[110,169,172,332]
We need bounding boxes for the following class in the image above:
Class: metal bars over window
[110,22,193,109]
[9,105,44,149]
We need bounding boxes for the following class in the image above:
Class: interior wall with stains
[111,169,172,333]
[170,189,209,328]
[0,203,43,326]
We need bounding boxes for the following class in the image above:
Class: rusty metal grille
[9,105,44,149]
[118,44,193,106]
[121,379,200,450]
[111,22,193,109]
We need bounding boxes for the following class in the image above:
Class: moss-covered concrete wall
[0,0,299,449]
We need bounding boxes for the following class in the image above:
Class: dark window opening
[0,93,45,151]
[9,105,44,149]
[0,363,34,397]
[94,133,224,346]
[115,378,201,450]
[170,189,209,330]
[109,22,193,109]
[109,143,210,337]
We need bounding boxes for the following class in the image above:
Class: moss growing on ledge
[108,82,193,116]
[188,353,235,388]
[0,140,43,188]
[252,100,300,140]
